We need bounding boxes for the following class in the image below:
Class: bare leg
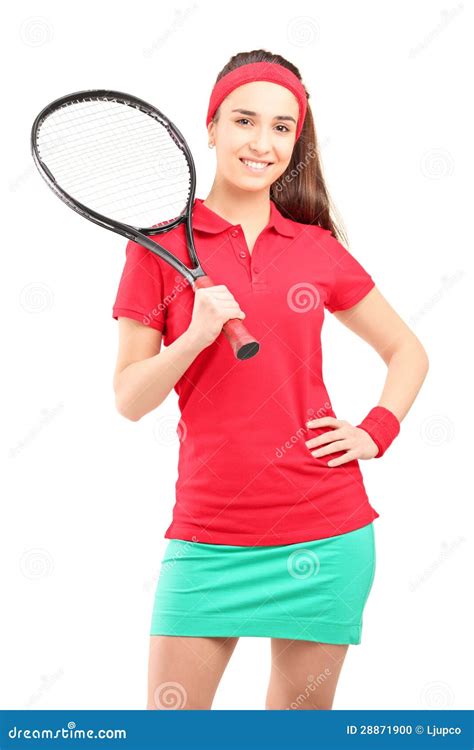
[265,638,350,710]
[147,635,239,710]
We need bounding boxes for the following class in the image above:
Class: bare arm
[113,322,205,421]
[113,285,246,421]
[332,286,430,421]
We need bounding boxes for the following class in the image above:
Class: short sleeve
[323,232,375,313]
[112,240,167,333]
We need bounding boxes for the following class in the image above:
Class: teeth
[241,159,269,170]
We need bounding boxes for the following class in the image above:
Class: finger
[327,449,359,467]
[305,428,347,449]
[306,417,342,428]
[310,439,351,458]
[200,290,234,299]
[207,293,240,304]
[216,307,246,317]
[197,290,233,300]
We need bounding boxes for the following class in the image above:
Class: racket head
[30,89,197,238]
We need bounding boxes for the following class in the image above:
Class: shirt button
[230,229,239,237]
[239,251,247,258]
[254,267,260,274]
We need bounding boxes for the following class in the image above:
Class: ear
[207,121,215,142]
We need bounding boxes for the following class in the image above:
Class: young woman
[112,49,429,710]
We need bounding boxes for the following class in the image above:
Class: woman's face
[208,81,299,193]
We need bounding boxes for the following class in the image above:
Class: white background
[2,0,471,711]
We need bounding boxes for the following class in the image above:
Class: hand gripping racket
[30,89,260,360]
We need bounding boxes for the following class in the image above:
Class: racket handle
[193,275,260,360]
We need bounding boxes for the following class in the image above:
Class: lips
[239,158,273,171]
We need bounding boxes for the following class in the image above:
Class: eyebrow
[231,108,296,124]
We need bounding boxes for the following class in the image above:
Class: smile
[239,158,273,172]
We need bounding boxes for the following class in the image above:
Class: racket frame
[31,89,204,285]
[31,89,260,359]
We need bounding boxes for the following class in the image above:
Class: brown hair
[209,49,348,245]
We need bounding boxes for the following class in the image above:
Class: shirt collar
[191,197,298,238]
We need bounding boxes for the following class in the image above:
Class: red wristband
[356,406,400,459]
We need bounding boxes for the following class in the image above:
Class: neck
[203,179,272,227]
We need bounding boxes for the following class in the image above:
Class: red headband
[206,62,308,141]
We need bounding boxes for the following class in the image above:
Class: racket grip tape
[193,275,260,360]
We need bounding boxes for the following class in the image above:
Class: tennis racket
[30,89,260,360]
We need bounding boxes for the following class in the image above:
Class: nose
[248,126,273,155]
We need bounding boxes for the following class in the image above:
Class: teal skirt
[150,523,376,645]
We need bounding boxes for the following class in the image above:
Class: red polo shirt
[112,197,379,546]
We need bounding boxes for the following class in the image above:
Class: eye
[235,118,290,133]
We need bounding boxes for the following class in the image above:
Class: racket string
[39,120,177,162]
[40,136,181,176]
[49,151,188,193]
[47,143,186,182]
[40,120,180,180]
[36,99,191,227]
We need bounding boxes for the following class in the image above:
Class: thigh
[147,635,239,710]
[266,638,350,710]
